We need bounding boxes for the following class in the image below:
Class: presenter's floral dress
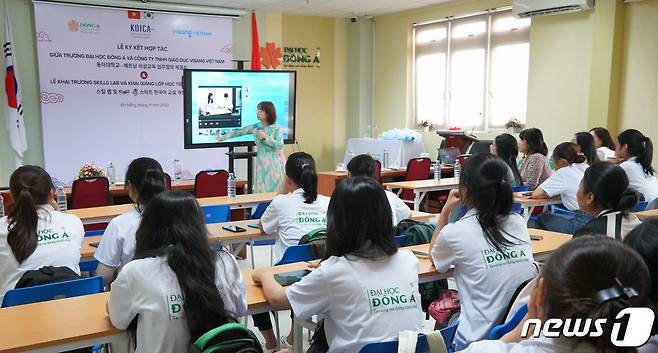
[218,123,285,193]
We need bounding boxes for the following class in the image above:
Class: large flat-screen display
[183,69,296,148]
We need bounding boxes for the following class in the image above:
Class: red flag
[128,10,140,19]
[251,11,261,71]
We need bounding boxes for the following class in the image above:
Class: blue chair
[275,244,316,266]
[80,230,105,275]
[359,321,459,353]
[1,276,104,307]
[84,229,105,237]
[633,201,649,212]
[512,185,530,214]
[488,303,528,340]
[202,204,231,224]
[249,202,275,269]
[394,235,407,247]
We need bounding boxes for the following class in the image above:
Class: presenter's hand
[258,130,267,140]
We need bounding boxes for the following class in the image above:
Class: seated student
[624,219,658,353]
[460,236,650,353]
[518,128,552,190]
[589,127,616,161]
[95,157,166,285]
[108,191,246,353]
[617,129,658,206]
[256,152,330,349]
[346,154,411,224]
[573,131,599,165]
[429,153,535,350]
[253,177,423,353]
[490,133,523,187]
[532,142,591,234]
[574,162,642,239]
[0,166,84,301]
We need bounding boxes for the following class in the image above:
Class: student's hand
[49,195,59,210]
[258,130,267,140]
[444,189,462,211]
[252,268,272,286]
[306,260,321,269]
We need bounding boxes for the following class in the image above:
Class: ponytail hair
[618,129,655,175]
[582,162,639,214]
[7,166,55,263]
[285,152,318,204]
[124,157,166,211]
[574,132,599,164]
[135,191,235,340]
[542,236,649,353]
[552,142,587,165]
[519,128,549,156]
[460,153,519,253]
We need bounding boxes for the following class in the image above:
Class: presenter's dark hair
[582,162,638,214]
[494,133,522,185]
[258,101,277,125]
[575,132,599,164]
[285,152,318,204]
[325,177,396,260]
[134,191,235,341]
[552,142,587,165]
[589,127,616,150]
[618,129,655,175]
[347,154,377,178]
[519,128,548,156]
[7,166,55,263]
[124,157,166,211]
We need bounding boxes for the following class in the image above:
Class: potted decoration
[505,118,524,133]
[78,162,105,179]
[418,120,439,133]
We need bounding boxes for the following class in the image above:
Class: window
[413,10,530,131]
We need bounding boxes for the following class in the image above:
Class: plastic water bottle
[454,162,461,180]
[56,186,68,212]
[107,162,116,185]
[0,193,4,218]
[383,149,390,169]
[173,159,182,181]
[227,173,236,198]
[434,158,441,182]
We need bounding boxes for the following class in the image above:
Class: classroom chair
[1,190,12,214]
[70,176,110,209]
[275,244,316,266]
[633,201,649,212]
[648,198,658,211]
[512,185,530,214]
[400,158,432,207]
[248,202,274,269]
[194,169,229,198]
[164,172,172,190]
[358,321,459,353]
[375,160,383,183]
[202,204,231,224]
[488,304,528,340]
[394,235,407,247]
[1,276,104,307]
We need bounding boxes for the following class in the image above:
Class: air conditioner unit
[512,0,594,18]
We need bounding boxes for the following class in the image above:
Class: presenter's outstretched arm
[217,124,255,142]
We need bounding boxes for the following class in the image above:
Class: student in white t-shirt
[461,236,650,353]
[253,177,423,353]
[589,127,617,161]
[108,191,247,353]
[256,151,330,349]
[347,154,411,225]
[0,166,84,301]
[573,132,600,165]
[429,153,535,350]
[95,157,166,285]
[532,142,591,234]
[616,129,658,205]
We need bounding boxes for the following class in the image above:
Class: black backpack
[15,266,81,288]
[190,323,263,353]
[298,227,327,259]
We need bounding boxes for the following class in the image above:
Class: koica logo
[521,307,655,347]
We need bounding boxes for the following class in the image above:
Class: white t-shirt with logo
[463,336,597,353]
[537,162,589,210]
[108,249,246,353]
[385,190,411,225]
[260,189,330,263]
[0,205,84,301]
[94,209,141,269]
[431,209,535,349]
[620,157,658,203]
[286,249,423,353]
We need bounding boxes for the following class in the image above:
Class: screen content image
[184,70,296,148]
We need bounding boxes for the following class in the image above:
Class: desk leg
[414,191,421,212]
[293,319,304,353]
[523,206,536,224]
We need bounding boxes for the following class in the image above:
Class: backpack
[394,219,448,317]
[298,227,327,259]
[190,322,263,353]
[15,266,81,288]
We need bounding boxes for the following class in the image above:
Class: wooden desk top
[64,179,247,198]
[409,211,436,222]
[634,208,658,220]
[512,193,562,207]
[318,166,453,179]
[383,177,459,191]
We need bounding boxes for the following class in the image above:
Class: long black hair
[134,191,235,341]
[589,127,616,150]
[543,236,649,353]
[124,157,166,211]
[581,162,639,214]
[552,142,587,165]
[494,133,522,185]
[285,152,318,204]
[574,132,599,164]
[325,177,397,260]
[460,153,519,253]
[618,129,655,175]
[519,128,548,156]
[7,166,54,263]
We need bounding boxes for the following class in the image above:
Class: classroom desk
[513,194,563,223]
[0,231,570,353]
[634,208,658,220]
[384,178,460,211]
[68,192,277,225]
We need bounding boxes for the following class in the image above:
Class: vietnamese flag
[250,11,261,71]
[128,10,140,19]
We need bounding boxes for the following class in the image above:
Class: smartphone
[222,225,246,233]
[248,223,259,229]
[274,270,312,286]
[89,242,100,248]
[530,234,544,241]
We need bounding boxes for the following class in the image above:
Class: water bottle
[383,149,390,169]
[56,186,68,212]
[173,159,182,181]
[434,158,441,182]
[227,173,236,198]
[107,162,116,185]
[0,193,4,218]
[454,161,461,180]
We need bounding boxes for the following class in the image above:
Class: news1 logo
[521,308,655,347]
